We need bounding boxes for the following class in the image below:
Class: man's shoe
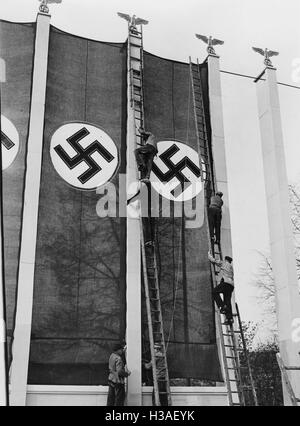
[224,319,233,326]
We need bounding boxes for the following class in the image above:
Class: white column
[207,53,238,403]
[10,12,51,406]
[0,58,8,406]
[207,54,232,258]
[126,35,142,406]
[0,202,8,407]
[256,66,300,404]
[0,223,7,407]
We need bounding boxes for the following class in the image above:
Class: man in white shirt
[208,252,234,325]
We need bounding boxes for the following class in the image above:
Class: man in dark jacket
[107,342,131,406]
[134,128,158,183]
[208,191,223,245]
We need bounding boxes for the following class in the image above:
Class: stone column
[207,53,233,259]
[126,29,142,406]
[0,57,8,406]
[10,12,51,406]
[256,66,300,404]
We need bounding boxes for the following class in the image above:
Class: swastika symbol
[1,130,15,150]
[54,127,115,184]
[152,144,201,197]
[1,115,19,170]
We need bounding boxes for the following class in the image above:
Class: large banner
[27,27,127,385]
[2,22,222,385]
[143,52,222,381]
[0,20,35,364]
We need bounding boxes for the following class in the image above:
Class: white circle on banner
[150,140,203,202]
[50,122,119,190]
[1,115,19,170]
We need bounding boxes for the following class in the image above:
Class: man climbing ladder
[134,128,158,183]
[208,251,235,325]
[208,191,223,245]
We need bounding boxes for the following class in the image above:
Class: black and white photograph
[0,0,300,409]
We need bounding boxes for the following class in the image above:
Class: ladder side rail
[131,26,171,405]
[276,353,299,406]
[152,242,172,405]
[129,30,144,145]
[141,227,161,406]
[235,303,258,406]
[227,324,246,406]
[190,58,238,405]
[196,58,215,196]
[189,57,205,183]
[197,58,242,405]
[128,27,161,406]
[139,25,146,134]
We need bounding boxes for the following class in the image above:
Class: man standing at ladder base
[208,191,223,245]
[134,128,158,184]
[144,343,169,406]
[208,252,234,325]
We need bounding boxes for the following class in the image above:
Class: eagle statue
[252,47,279,67]
[195,34,224,55]
[117,13,149,29]
[39,0,62,14]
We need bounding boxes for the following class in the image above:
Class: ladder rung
[130,30,142,36]
[130,56,142,62]
[130,42,142,48]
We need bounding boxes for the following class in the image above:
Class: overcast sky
[1,0,300,340]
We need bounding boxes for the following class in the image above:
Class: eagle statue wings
[117,13,149,28]
[252,47,279,67]
[195,34,224,55]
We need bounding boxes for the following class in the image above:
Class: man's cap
[216,191,223,197]
[225,256,233,262]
